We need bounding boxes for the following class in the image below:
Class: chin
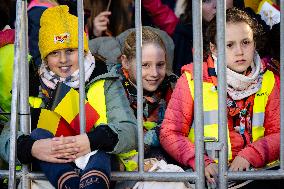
[144,87,158,93]
[231,67,249,74]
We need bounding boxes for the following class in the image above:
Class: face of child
[211,22,255,74]
[45,48,79,78]
[123,43,167,93]
[202,0,233,22]
[226,0,234,9]
[225,22,255,74]
[202,0,216,22]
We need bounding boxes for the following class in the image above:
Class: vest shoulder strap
[87,79,108,125]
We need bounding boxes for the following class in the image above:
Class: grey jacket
[0,71,137,163]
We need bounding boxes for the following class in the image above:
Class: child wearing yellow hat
[0,5,137,189]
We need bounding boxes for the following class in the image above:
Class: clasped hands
[31,134,91,163]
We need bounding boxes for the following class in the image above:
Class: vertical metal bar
[19,1,31,188]
[216,1,228,189]
[9,0,22,188]
[192,0,205,188]
[19,0,30,134]
[280,0,284,170]
[77,0,86,134]
[134,0,144,172]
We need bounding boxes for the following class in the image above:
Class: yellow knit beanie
[38,5,89,59]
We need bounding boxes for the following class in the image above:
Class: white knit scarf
[39,51,96,90]
[212,52,264,100]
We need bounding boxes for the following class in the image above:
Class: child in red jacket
[160,7,280,188]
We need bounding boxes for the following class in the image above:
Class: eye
[242,40,251,46]
[157,62,166,68]
[226,43,233,48]
[142,63,150,69]
[49,51,59,56]
[66,48,76,55]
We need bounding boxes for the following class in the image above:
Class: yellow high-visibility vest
[185,70,275,161]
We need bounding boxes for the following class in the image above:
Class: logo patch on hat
[54,33,70,44]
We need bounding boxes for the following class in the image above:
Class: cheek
[226,0,233,8]
[71,55,79,68]
[202,6,215,22]
[46,61,57,71]
[159,68,166,79]
[141,69,149,79]
[225,51,234,64]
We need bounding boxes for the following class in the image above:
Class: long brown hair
[84,0,132,37]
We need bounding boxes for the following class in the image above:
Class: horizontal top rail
[0,171,198,182]
[228,170,284,180]
[3,169,284,182]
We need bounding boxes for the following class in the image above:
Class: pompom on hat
[38,5,89,59]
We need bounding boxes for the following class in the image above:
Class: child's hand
[229,156,250,171]
[93,11,111,37]
[51,135,80,158]
[31,138,77,163]
[57,134,91,158]
[205,163,218,184]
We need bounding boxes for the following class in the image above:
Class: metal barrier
[0,0,284,188]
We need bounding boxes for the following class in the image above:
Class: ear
[43,58,48,65]
[209,42,217,57]
[121,55,130,69]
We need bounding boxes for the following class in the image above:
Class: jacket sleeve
[238,74,280,168]
[142,0,179,36]
[0,123,24,164]
[160,74,213,170]
[103,79,137,154]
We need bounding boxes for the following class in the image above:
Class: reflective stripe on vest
[185,70,275,161]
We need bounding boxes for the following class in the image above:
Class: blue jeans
[30,128,111,189]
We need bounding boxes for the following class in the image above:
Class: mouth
[59,65,72,73]
[146,79,159,85]
[235,60,246,64]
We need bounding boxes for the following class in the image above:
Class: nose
[211,0,217,15]
[212,0,217,9]
[235,44,244,55]
[59,51,67,64]
[150,66,159,77]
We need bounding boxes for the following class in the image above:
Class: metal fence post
[192,0,205,188]
[77,0,86,134]
[134,0,145,173]
[216,1,228,189]
[19,1,31,188]
[8,0,23,188]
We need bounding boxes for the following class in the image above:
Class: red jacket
[160,57,280,170]
[142,0,179,36]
